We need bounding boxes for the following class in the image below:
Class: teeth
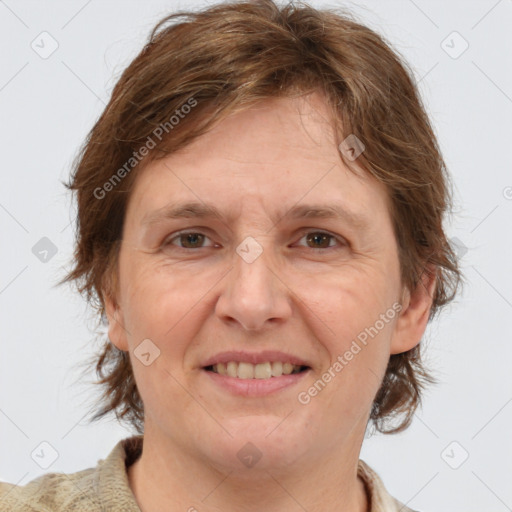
[271,361,283,377]
[211,361,304,379]
[226,361,238,378]
[255,362,272,379]
[237,362,254,379]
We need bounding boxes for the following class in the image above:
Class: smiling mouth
[203,361,310,379]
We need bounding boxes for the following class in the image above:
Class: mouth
[203,361,310,379]
[201,361,311,397]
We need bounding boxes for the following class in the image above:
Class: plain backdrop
[1,1,511,511]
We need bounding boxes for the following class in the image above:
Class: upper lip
[201,350,311,368]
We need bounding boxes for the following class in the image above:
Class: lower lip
[202,368,310,397]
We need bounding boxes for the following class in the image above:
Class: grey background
[1,1,511,510]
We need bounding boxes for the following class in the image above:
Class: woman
[0,0,460,510]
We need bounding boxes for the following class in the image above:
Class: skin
[105,90,435,512]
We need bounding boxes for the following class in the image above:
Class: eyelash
[163,230,346,251]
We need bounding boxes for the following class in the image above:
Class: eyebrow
[141,201,370,230]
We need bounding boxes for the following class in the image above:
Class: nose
[214,241,292,331]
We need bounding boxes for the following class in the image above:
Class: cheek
[117,261,210,410]
[295,264,399,403]
[118,256,221,344]
[294,262,400,343]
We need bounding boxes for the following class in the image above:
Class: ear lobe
[390,265,436,355]
[103,291,129,352]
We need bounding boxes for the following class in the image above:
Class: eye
[162,230,345,251]
[295,231,344,250]
[164,231,215,249]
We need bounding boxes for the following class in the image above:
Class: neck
[127,423,369,512]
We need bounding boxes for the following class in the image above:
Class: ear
[103,290,129,352]
[390,265,436,355]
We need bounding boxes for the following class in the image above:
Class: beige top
[0,435,415,511]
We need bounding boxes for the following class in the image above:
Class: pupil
[308,233,328,248]
[183,233,203,248]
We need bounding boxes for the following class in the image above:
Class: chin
[201,415,314,472]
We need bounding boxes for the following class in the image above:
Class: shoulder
[0,466,98,512]
[358,459,420,512]
[0,435,143,512]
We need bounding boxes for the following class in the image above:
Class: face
[106,91,433,473]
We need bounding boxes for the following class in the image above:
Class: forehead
[126,92,391,228]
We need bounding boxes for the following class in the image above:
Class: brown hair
[64,0,461,435]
